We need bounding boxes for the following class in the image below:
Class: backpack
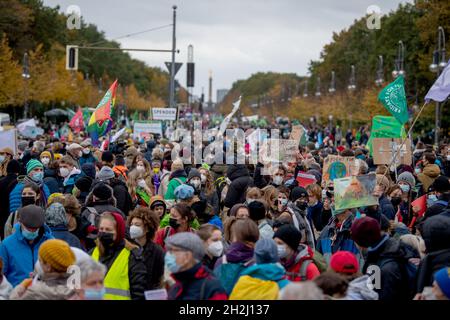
[229,275,280,300]
[380,257,418,298]
[285,259,313,281]
[312,250,328,273]
[214,255,254,295]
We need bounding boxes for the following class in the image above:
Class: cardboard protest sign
[133,121,162,139]
[152,108,177,121]
[144,289,168,300]
[296,171,317,188]
[290,125,307,146]
[322,155,359,183]
[334,174,378,210]
[372,138,412,166]
[266,139,297,163]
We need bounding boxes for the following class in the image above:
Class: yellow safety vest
[92,247,131,300]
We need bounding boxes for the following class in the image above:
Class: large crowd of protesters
[0,116,449,301]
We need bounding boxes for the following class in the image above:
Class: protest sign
[266,139,297,163]
[111,127,127,143]
[334,174,378,210]
[289,125,307,146]
[0,129,17,154]
[144,289,168,300]
[296,171,317,188]
[242,115,259,122]
[322,155,358,183]
[372,138,412,165]
[152,108,177,121]
[133,121,162,139]
[367,116,406,155]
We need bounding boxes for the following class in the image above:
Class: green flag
[367,115,406,155]
[377,75,409,124]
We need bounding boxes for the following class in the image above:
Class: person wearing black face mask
[285,187,316,250]
[4,183,41,239]
[90,212,146,300]
[155,204,195,250]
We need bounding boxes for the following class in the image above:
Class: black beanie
[92,183,112,200]
[101,151,114,163]
[290,186,307,202]
[81,163,96,180]
[6,159,21,174]
[273,224,302,251]
[75,176,93,193]
[248,200,266,221]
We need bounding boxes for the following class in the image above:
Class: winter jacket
[157,170,171,198]
[164,170,187,200]
[379,195,396,220]
[62,170,81,194]
[287,203,316,251]
[253,163,269,189]
[362,234,418,300]
[416,213,450,293]
[224,165,253,208]
[3,211,19,239]
[281,244,320,282]
[230,263,290,299]
[168,262,228,300]
[43,168,61,194]
[345,275,379,300]
[0,277,12,300]
[9,273,75,300]
[139,240,165,290]
[201,190,220,216]
[0,223,54,287]
[92,241,146,300]
[50,225,82,249]
[109,178,133,215]
[422,193,450,221]
[316,214,360,264]
[81,200,126,225]
[0,173,18,239]
[79,153,96,167]
[9,181,51,214]
[258,220,274,239]
[417,164,441,194]
[307,201,325,232]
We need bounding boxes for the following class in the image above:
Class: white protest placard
[17,119,36,133]
[0,129,18,154]
[144,289,168,300]
[152,108,177,121]
[133,121,162,139]
[110,127,127,143]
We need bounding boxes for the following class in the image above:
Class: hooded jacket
[0,223,54,287]
[417,164,441,194]
[362,235,418,300]
[164,169,187,200]
[415,213,450,293]
[287,203,316,251]
[9,179,51,214]
[345,275,379,300]
[9,273,75,300]
[168,262,227,300]
[282,244,320,281]
[224,165,253,208]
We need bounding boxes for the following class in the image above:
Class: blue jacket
[62,173,81,194]
[9,182,51,214]
[79,153,97,167]
[241,263,290,289]
[0,223,54,286]
[50,225,82,250]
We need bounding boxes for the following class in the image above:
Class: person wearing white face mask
[66,143,83,169]
[126,170,153,207]
[197,224,224,270]
[59,156,82,194]
[127,207,165,290]
[79,139,97,167]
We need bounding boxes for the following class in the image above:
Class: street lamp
[392,40,405,79]
[328,71,336,93]
[315,77,321,97]
[348,65,356,91]
[375,55,384,86]
[429,26,446,145]
[22,53,31,118]
[328,114,333,131]
[303,80,308,97]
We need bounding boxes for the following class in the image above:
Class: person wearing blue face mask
[422,176,450,221]
[0,205,54,287]
[8,159,51,214]
[165,232,227,300]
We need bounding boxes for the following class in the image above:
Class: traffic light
[66,45,79,70]
[186,62,195,87]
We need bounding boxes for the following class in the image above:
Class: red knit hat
[330,251,359,274]
[109,212,125,245]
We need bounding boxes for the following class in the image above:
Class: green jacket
[159,213,200,230]
[164,176,187,200]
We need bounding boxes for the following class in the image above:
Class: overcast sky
[44,0,409,101]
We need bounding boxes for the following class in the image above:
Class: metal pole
[170,5,177,111]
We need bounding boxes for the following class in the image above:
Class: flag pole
[384,101,429,178]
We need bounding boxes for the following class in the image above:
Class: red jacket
[284,245,320,281]
[154,226,194,250]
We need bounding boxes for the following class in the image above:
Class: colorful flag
[425,59,450,102]
[69,108,84,133]
[296,171,316,188]
[409,195,427,229]
[88,80,118,146]
[366,116,406,155]
[378,75,409,125]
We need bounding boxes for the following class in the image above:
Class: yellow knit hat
[40,151,51,159]
[47,193,64,205]
[39,239,76,273]
[53,153,63,160]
